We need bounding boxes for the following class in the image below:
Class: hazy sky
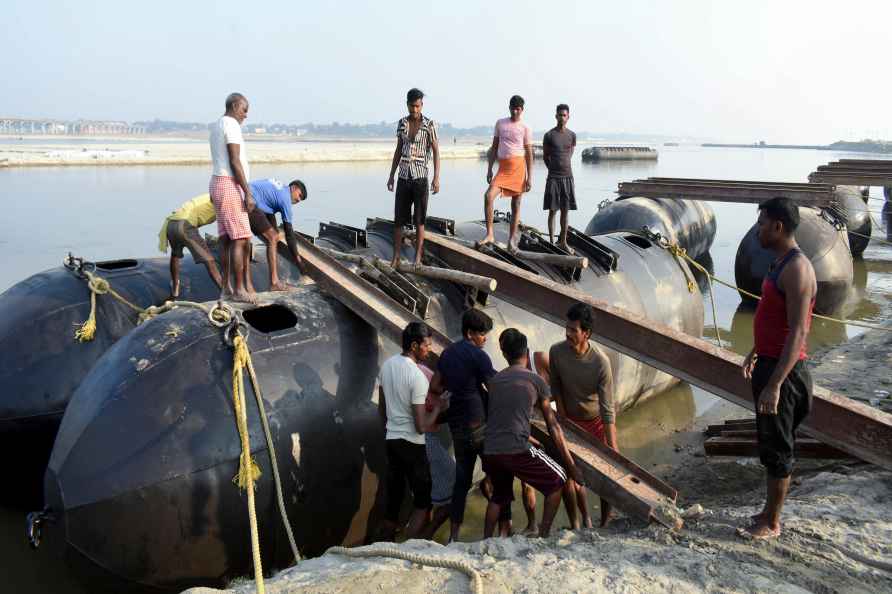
[3,0,889,142]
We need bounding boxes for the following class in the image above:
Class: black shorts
[751,357,813,478]
[543,176,577,211]
[394,177,429,227]
[248,209,274,238]
[385,438,432,522]
[166,220,213,264]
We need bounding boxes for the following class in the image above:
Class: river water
[1,143,890,592]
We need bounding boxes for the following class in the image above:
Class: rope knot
[87,274,110,295]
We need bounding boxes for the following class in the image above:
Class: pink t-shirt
[495,117,532,160]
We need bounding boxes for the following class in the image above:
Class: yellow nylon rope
[232,333,265,594]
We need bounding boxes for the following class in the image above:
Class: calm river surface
[1,143,890,592]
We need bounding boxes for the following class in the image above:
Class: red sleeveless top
[753,249,813,360]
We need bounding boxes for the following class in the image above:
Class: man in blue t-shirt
[430,308,496,542]
[247,178,308,291]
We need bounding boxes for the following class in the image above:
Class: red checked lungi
[569,415,606,443]
[209,175,251,240]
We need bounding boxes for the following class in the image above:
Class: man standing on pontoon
[481,95,533,251]
[208,92,255,302]
[386,88,440,269]
[542,104,577,252]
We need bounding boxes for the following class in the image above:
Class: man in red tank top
[740,197,817,540]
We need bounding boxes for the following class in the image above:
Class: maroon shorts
[569,415,606,443]
[482,446,566,505]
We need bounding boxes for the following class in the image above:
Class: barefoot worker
[209,92,255,302]
[741,197,816,541]
[482,95,533,251]
[482,328,580,538]
[386,88,440,268]
[542,104,577,251]
[377,322,444,540]
[549,303,616,528]
[247,178,308,291]
[158,193,223,298]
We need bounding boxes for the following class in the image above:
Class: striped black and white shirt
[396,115,438,180]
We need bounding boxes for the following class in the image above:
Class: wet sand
[0,136,483,167]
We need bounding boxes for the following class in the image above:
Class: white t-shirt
[209,115,250,179]
[378,354,429,444]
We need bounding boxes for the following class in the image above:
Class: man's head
[289,180,308,204]
[757,197,800,249]
[402,321,432,361]
[499,328,528,366]
[509,95,525,120]
[461,308,493,347]
[406,88,424,120]
[565,302,594,349]
[225,93,249,123]
[555,104,570,128]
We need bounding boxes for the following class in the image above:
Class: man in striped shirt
[386,88,441,268]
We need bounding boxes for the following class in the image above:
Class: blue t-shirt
[437,339,496,428]
[249,178,294,223]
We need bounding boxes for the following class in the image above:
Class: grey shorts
[543,176,577,211]
[166,220,213,264]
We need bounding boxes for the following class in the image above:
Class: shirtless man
[741,197,816,540]
[481,95,533,251]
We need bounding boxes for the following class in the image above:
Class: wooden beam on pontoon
[617,178,837,206]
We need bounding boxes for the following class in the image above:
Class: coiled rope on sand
[325,545,484,594]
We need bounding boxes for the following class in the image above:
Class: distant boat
[582,146,658,162]
[663,142,679,147]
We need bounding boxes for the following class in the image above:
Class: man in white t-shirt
[378,321,445,540]
[209,92,256,303]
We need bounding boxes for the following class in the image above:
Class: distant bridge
[0,118,146,135]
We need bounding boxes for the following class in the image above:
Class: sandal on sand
[736,525,781,541]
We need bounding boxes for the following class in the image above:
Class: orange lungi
[493,156,527,197]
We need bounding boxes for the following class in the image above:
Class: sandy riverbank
[182,325,892,594]
[0,139,484,167]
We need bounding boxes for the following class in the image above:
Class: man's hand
[523,178,532,192]
[431,177,440,195]
[486,170,493,184]
[742,351,757,379]
[758,383,781,415]
[387,176,395,192]
[245,190,256,212]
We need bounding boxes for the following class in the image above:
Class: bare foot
[558,242,575,255]
[230,291,257,304]
[269,281,290,292]
[737,521,781,541]
[522,524,539,536]
[389,257,401,269]
[476,235,496,248]
[412,258,423,268]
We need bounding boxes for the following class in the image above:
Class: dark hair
[499,328,527,363]
[407,88,424,103]
[402,321,431,351]
[567,302,594,334]
[556,104,570,113]
[758,197,800,234]
[225,92,247,111]
[461,308,493,336]
[289,179,308,200]
[509,95,525,110]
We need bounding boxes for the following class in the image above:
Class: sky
[3,0,890,143]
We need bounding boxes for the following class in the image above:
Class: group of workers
[379,303,616,541]
[160,90,817,544]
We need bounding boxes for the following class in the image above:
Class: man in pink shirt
[482,95,533,251]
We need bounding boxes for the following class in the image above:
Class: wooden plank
[420,231,892,470]
[645,177,834,189]
[288,235,684,529]
[704,437,854,460]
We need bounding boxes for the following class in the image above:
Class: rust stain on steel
[293,235,683,528]
[531,411,682,529]
[421,232,892,470]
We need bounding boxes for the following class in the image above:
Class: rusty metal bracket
[424,216,455,236]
